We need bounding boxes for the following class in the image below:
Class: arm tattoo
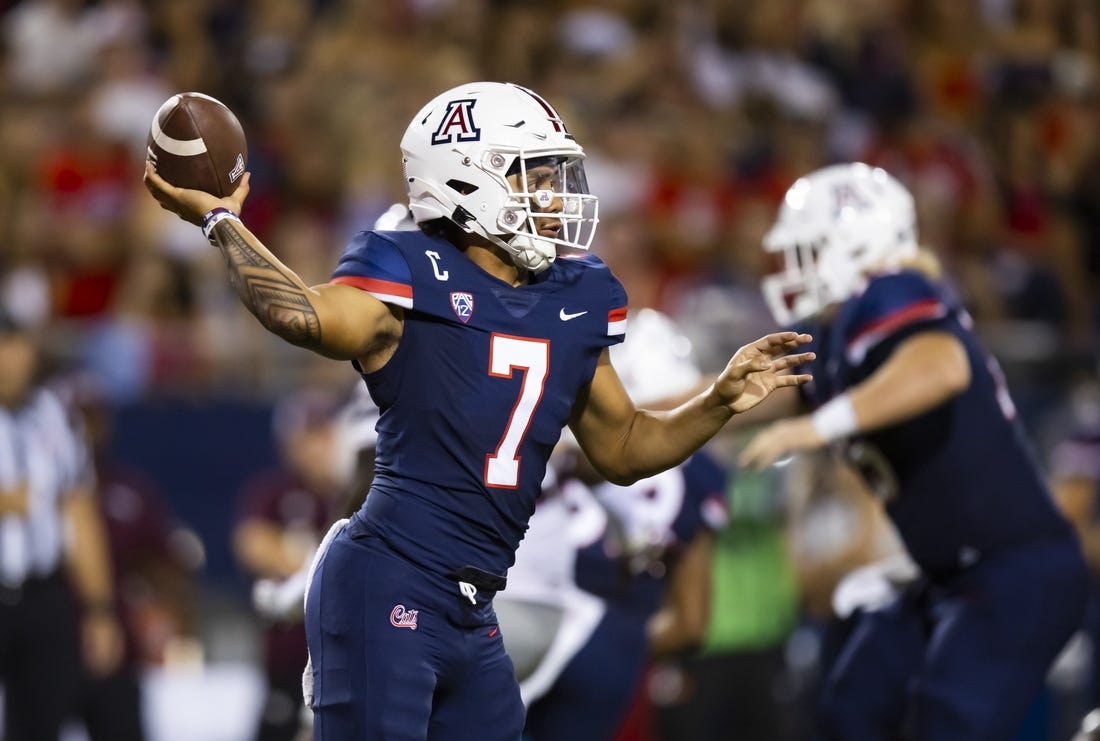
[215,221,322,346]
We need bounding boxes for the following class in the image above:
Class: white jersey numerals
[485,334,549,488]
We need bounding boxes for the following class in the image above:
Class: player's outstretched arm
[740,331,970,470]
[570,331,813,485]
[144,163,398,360]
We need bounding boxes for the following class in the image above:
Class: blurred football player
[499,309,728,741]
[144,80,813,740]
[65,374,199,741]
[234,388,351,741]
[740,162,1087,740]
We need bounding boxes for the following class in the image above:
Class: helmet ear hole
[446,179,478,195]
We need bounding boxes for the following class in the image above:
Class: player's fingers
[774,372,813,388]
[773,333,813,353]
[231,171,251,206]
[770,351,816,371]
[754,332,812,353]
[143,160,164,189]
[750,331,796,352]
[143,161,176,203]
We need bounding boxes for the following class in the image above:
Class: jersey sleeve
[564,252,627,347]
[605,270,628,346]
[329,231,414,309]
[841,271,952,366]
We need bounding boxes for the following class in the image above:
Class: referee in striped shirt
[0,307,123,740]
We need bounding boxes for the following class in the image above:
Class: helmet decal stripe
[432,99,481,145]
[513,85,566,133]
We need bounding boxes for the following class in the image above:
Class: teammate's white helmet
[401,81,599,274]
[762,162,918,325]
[373,202,416,231]
[611,309,701,406]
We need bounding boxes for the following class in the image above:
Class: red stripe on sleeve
[847,298,946,349]
[331,275,413,300]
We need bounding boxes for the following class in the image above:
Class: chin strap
[459,210,557,274]
[481,231,555,274]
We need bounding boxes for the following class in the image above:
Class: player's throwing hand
[144,161,250,226]
[714,331,815,414]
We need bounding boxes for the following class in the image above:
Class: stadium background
[1,0,1099,739]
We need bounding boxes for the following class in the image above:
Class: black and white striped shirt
[0,386,93,587]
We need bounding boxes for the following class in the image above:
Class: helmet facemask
[762,237,830,326]
[494,155,598,271]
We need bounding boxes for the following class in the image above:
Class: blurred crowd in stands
[3,0,1100,739]
[4,0,1100,408]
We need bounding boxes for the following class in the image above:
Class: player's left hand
[714,332,814,414]
[144,160,250,225]
[739,416,824,470]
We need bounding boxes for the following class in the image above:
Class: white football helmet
[611,309,701,406]
[401,81,599,274]
[761,162,918,325]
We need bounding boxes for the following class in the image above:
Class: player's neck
[466,244,527,286]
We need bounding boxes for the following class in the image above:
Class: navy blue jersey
[330,230,627,578]
[796,270,1071,577]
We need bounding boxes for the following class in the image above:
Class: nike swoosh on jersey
[559,309,588,321]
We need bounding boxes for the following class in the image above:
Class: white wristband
[812,394,859,443]
[201,208,241,245]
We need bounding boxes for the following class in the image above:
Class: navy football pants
[304,524,524,740]
[818,536,1087,741]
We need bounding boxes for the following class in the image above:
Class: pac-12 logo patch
[450,292,474,323]
[432,99,480,145]
[390,605,419,630]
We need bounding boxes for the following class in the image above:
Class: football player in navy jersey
[144,80,813,741]
[740,162,1088,740]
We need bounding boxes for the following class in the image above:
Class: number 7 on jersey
[485,333,549,488]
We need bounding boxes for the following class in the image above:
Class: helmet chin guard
[501,234,556,273]
[401,82,599,274]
